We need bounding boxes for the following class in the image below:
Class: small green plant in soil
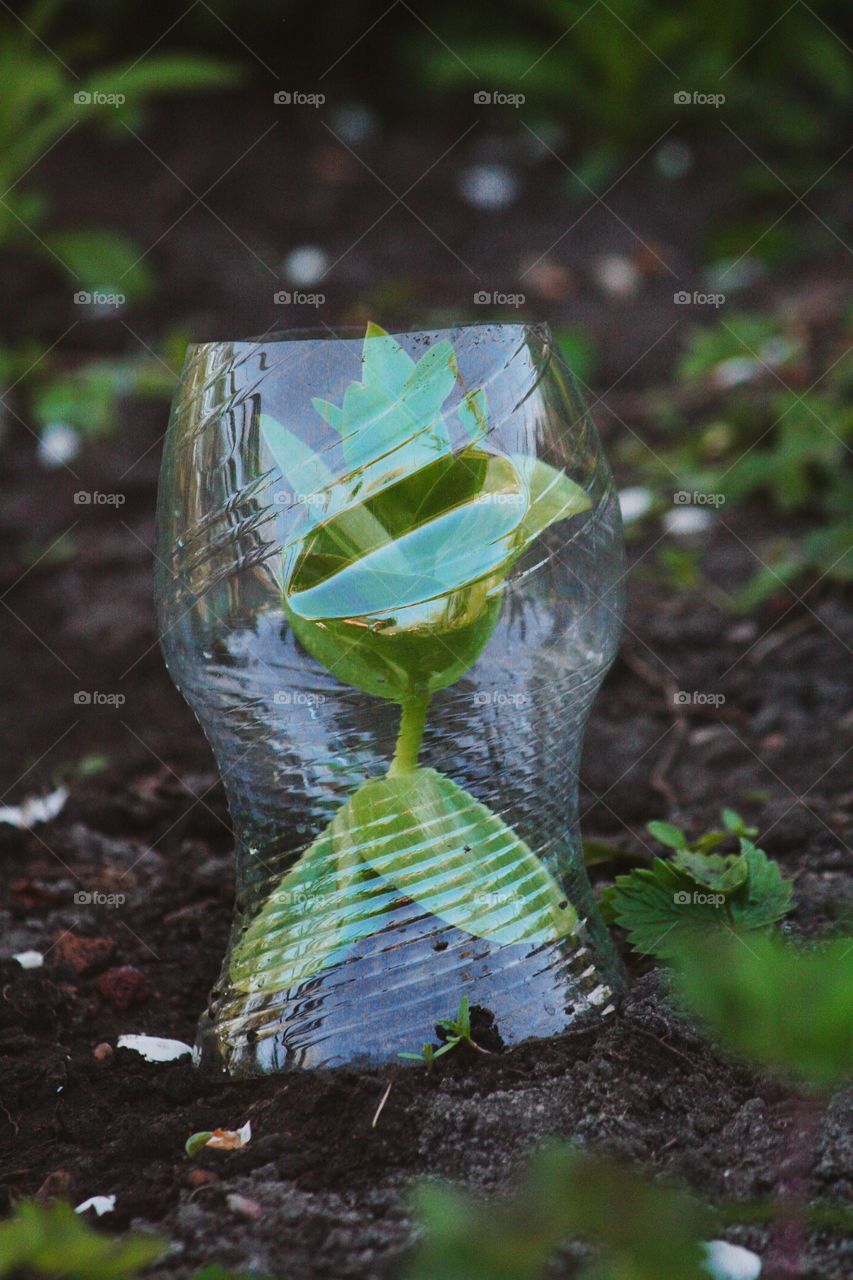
[399,996,489,1067]
[228,324,592,998]
[601,810,792,959]
[0,1199,164,1279]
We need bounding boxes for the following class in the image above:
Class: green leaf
[260,412,333,498]
[609,845,793,959]
[336,768,578,945]
[231,767,578,994]
[511,455,592,548]
[582,838,637,866]
[229,816,387,995]
[647,820,688,850]
[262,326,594,707]
[671,850,749,894]
[721,808,758,837]
[0,1199,165,1279]
[43,229,154,298]
[185,1130,214,1158]
[406,1145,710,1280]
[675,934,853,1090]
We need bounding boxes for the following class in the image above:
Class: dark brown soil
[1,98,851,1279]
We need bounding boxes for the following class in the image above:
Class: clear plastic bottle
[156,323,626,1073]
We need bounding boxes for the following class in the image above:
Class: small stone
[38,424,80,469]
[618,486,654,524]
[13,950,44,969]
[458,163,519,211]
[282,245,328,286]
[664,507,714,536]
[51,932,115,976]
[185,1169,218,1188]
[592,254,640,298]
[226,1193,263,1221]
[655,138,694,179]
[97,965,151,1008]
[713,357,758,389]
[704,1239,761,1280]
[93,1042,113,1064]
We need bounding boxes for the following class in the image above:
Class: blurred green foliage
[0,0,239,284]
[675,933,853,1091]
[624,311,853,608]
[0,1200,164,1279]
[406,1144,711,1280]
[418,0,850,175]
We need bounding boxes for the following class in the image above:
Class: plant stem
[389,694,430,776]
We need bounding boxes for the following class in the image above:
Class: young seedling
[398,1041,456,1071]
[601,807,792,960]
[398,997,490,1068]
[436,995,490,1055]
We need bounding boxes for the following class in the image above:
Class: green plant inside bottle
[229,324,593,996]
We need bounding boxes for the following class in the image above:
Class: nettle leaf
[675,934,853,1090]
[607,845,793,960]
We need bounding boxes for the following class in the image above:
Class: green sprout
[225,324,593,1004]
[601,808,792,960]
[399,996,490,1069]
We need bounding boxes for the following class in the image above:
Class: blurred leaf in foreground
[674,933,853,1091]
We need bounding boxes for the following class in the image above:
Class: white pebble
[618,486,654,524]
[593,254,640,298]
[458,163,518,211]
[655,138,694,179]
[713,356,758,389]
[664,507,714,536]
[117,1034,193,1063]
[38,424,80,469]
[282,245,329,286]
[704,1239,761,1280]
[328,102,377,146]
[75,1195,116,1217]
[13,951,44,969]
